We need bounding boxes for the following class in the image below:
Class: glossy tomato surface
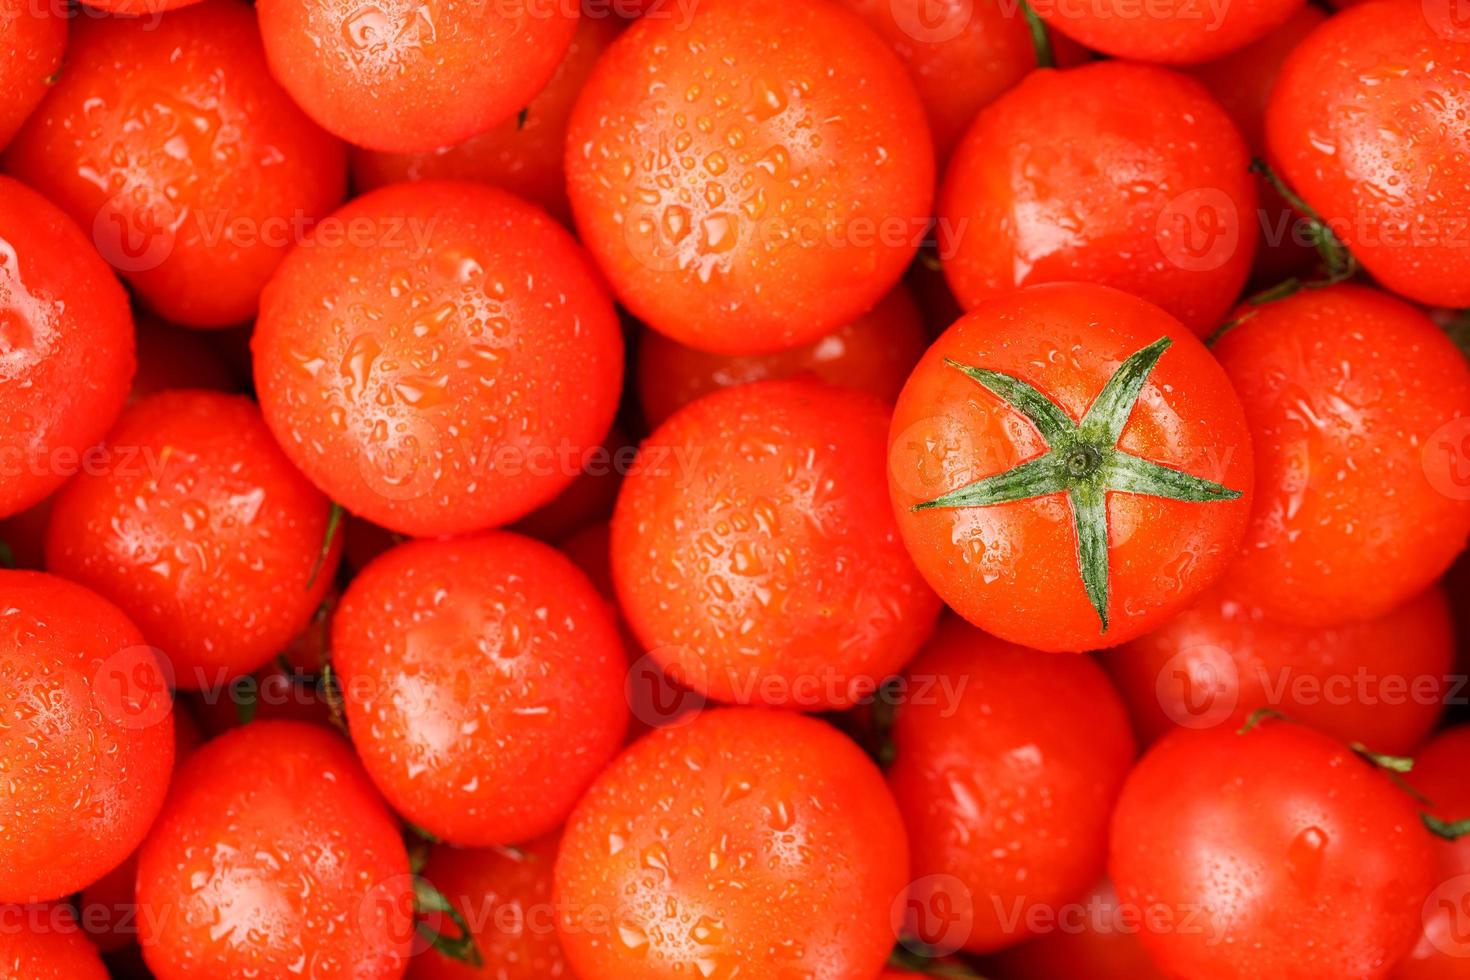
[1395,726,1470,978]
[0,905,109,980]
[0,0,64,151]
[1032,0,1304,62]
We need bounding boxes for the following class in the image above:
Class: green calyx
[912,336,1243,634]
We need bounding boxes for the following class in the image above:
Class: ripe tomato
[888,282,1254,652]
[1031,0,1303,63]
[253,181,623,538]
[554,709,908,979]
[46,391,341,689]
[0,0,63,151]
[255,0,578,153]
[886,616,1136,954]
[1214,285,1470,626]
[3,0,347,328]
[0,176,134,519]
[0,571,174,904]
[1395,725,1470,978]
[1102,584,1453,754]
[0,906,108,980]
[1110,722,1436,978]
[409,833,567,979]
[136,721,413,980]
[332,532,628,846]
[566,0,934,354]
[351,14,621,223]
[938,61,1256,336]
[985,878,1168,979]
[1268,3,1470,308]
[833,0,1089,165]
[612,379,941,709]
[636,284,928,429]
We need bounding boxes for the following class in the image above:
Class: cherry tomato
[0,175,134,519]
[1214,284,1470,626]
[0,570,174,904]
[887,616,1136,954]
[253,181,623,537]
[1110,721,1437,978]
[3,0,347,328]
[938,61,1257,336]
[136,721,413,980]
[888,282,1254,652]
[566,0,935,354]
[636,284,928,429]
[613,379,942,709]
[0,0,64,151]
[332,532,628,846]
[409,833,567,979]
[985,878,1168,980]
[0,905,108,980]
[1395,725,1470,979]
[554,708,908,979]
[351,14,621,222]
[1267,3,1470,308]
[1102,584,1453,754]
[1031,0,1304,63]
[45,391,340,689]
[255,0,579,153]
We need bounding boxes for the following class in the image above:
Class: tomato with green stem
[1395,725,1470,978]
[889,282,1253,652]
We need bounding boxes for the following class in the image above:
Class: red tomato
[636,284,929,429]
[46,391,340,689]
[350,14,621,222]
[0,176,134,519]
[1102,584,1453,754]
[888,282,1254,652]
[0,0,64,151]
[409,833,567,979]
[1031,0,1304,62]
[566,0,935,354]
[985,878,1168,980]
[1395,725,1470,978]
[255,0,579,153]
[612,379,942,709]
[0,905,108,979]
[0,571,174,903]
[3,0,346,328]
[887,617,1137,954]
[1110,722,1437,978]
[1215,285,1470,626]
[554,709,908,979]
[1267,3,1470,308]
[332,532,628,846]
[253,181,623,537]
[938,61,1256,336]
[136,721,413,980]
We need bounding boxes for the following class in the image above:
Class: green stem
[1019,0,1055,69]
[414,877,484,967]
[306,502,344,591]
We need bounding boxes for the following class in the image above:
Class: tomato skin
[0,571,174,904]
[0,0,64,152]
[408,833,568,980]
[1102,584,1453,754]
[1267,3,1470,308]
[1032,0,1303,63]
[333,532,628,846]
[256,0,578,153]
[254,181,623,538]
[1110,723,1436,979]
[554,709,908,979]
[45,391,340,689]
[566,0,935,354]
[350,14,621,223]
[636,284,928,429]
[984,878,1168,979]
[613,379,942,709]
[889,282,1254,652]
[1215,285,1470,626]
[939,61,1256,336]
[137,721,413,980]
[887,617,1137,954]
[1394,726,1470,979]
[0,905,109,979]
[0,176,134,519]
[3,0,347,329]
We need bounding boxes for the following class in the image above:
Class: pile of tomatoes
[3,0,1470,976]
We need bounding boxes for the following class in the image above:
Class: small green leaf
[1350,742,1415,773]
[1018,0,1055,70]
[1423,813,1470,841]
[1236,706,1287,734]
[943,358,1074,445]
[1069,485,1110,633]
[1102,453,1242,503]
[912,453,1067,512]
[306,502,344,591]
[1079,337,1171,446]
[414,878,484,967]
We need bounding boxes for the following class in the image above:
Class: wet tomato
[0,905,108,980]
[1031,0,1304,63]
[0,0,64,151]
[1395,725,1470,978]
